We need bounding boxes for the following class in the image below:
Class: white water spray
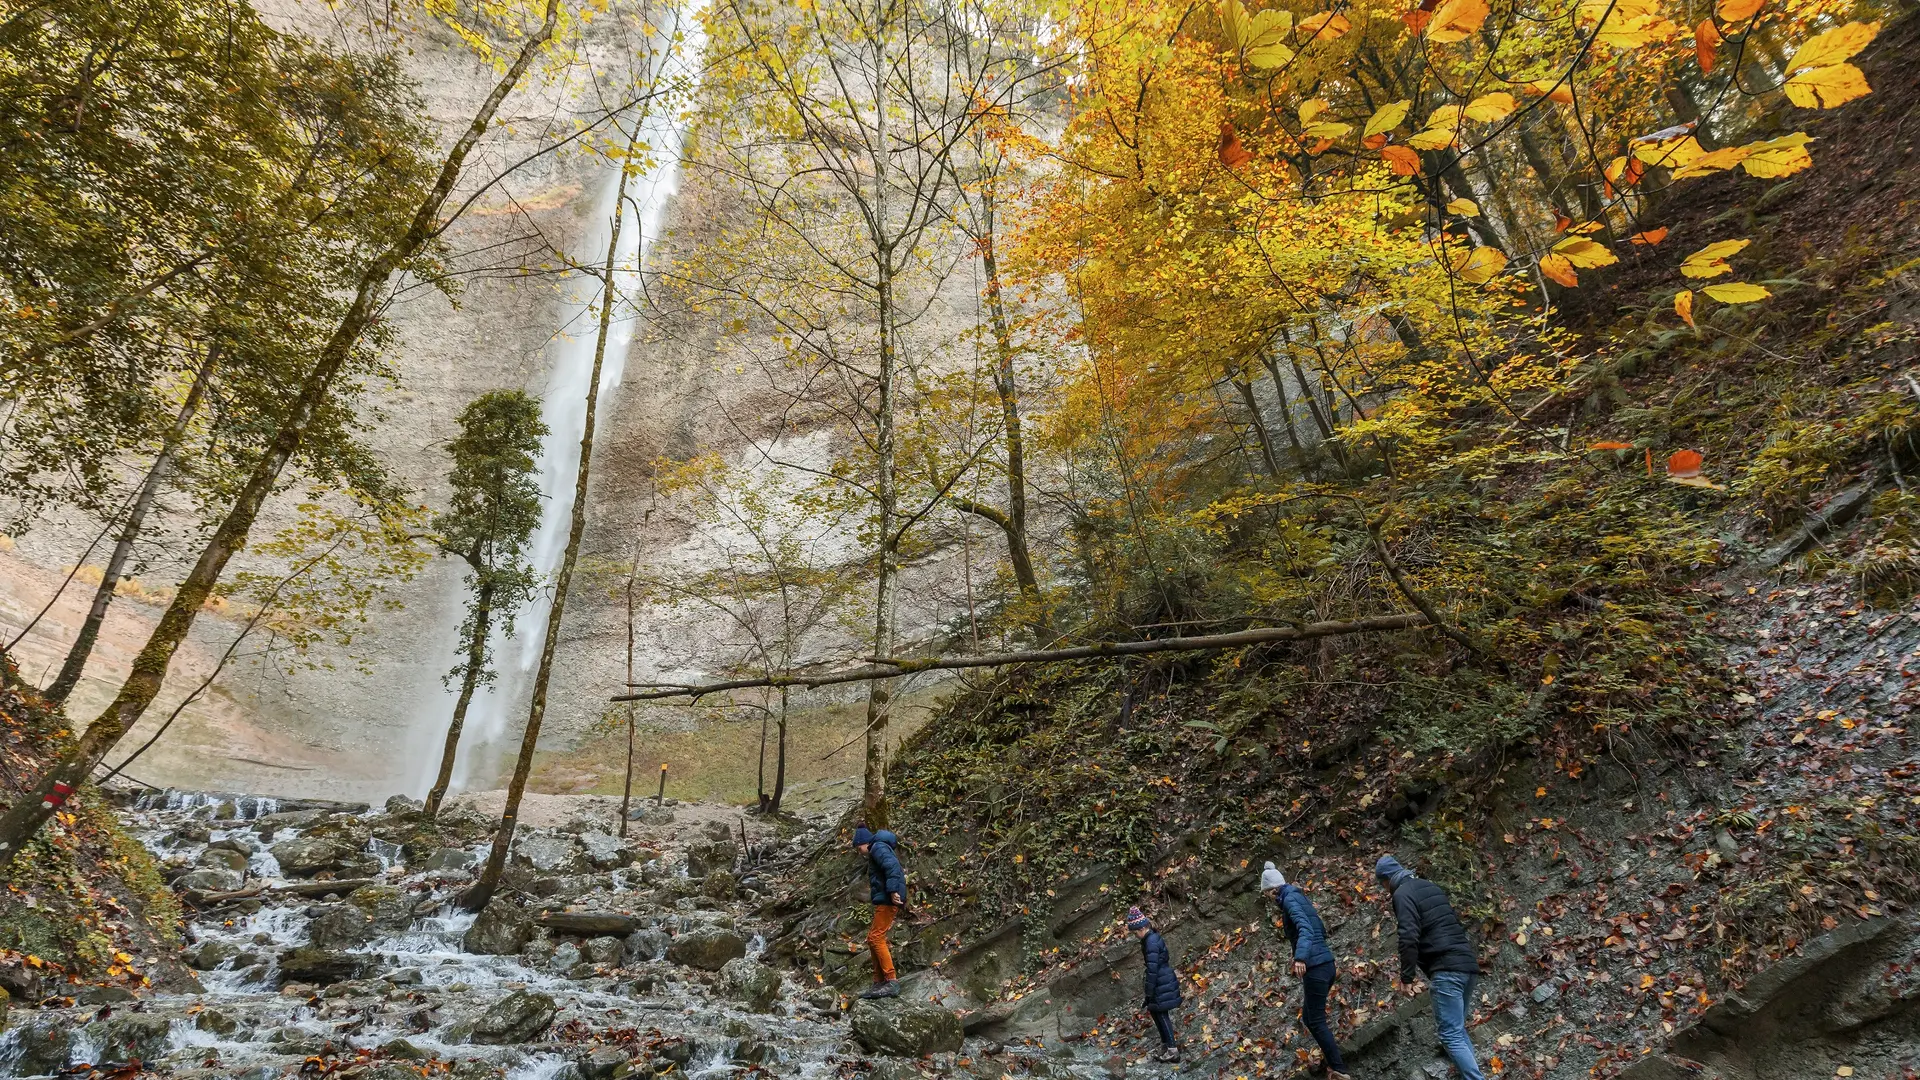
[408,16,705,797]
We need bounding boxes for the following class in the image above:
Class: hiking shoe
[1153,1047,1181,1063]
[858,980,900,999]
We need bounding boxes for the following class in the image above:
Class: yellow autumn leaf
[1463,93,1517,122]
[1739,132,1814,177]
[1785,64,1871,109]
[1539,252,1579,287]
[1447,197,1481,216]
[1363,100,1413,138]
[1298,98,1330,123]
[1670,145,1752,179]
[1426,0,1490,41]
[1680,238,1749,278]
[1703,281,1771,303]
[1406,127,1457,150]
[1450,245,1509,283]
[1716,0,1763,22]
[1248,42,1296,67]
[1632,134,1706,167]
[1247,7,1294,45]
[1426,104,1466,129]
[1674,289,1696,329]
[1219,0,1252,47]
[1552,235,1619,268]
[1297,12,1351,39]
[1786,21,1878,71]
[1302,121,1353,139]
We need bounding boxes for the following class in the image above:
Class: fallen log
[187,877,379,905]
[613,612,1432,702]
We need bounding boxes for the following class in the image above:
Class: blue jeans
[1429,970,1483,1080]
[1300,961,1346,1071]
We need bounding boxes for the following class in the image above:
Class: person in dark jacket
[1261,862,1349,1080]
[1128,906,1183,1062]
[854,825,906,998]
[1377,855,1483,1080]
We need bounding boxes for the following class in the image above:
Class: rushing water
[407,9,709,798]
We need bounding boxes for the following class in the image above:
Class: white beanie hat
[1260,861,1285,890]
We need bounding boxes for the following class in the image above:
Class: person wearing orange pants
[854,825,906,998]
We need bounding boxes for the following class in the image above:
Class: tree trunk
[45,343,218,705]
[862,17,898,832]
[425,573,493,818]
[770,686,788,813]
[756,707,769,811]
[619,558,637,838]
[462,139,629,911]
[1258,348,1318,478]
[977,220,1040,600]
[0,0,558,870]
[1232,377,1283,478]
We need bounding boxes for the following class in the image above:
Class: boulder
[550,941,583,972]
[464,898,534,956]
[385,794,425,815]
[9,1019,71,1075]
[466,989,558,1044]
[174,868,244,893]
[850,998,964,1057]
[536,911,644,936]
[270,835,368,878]
[423,848,477,872]
[88,1013,173,1066]
[513,833,588,874]
[625,929,670,964]
[719,957,782,1012]
[683,839,730,878]
[278,946,373,986]
[579,831,633,869]
[196,846,250,873]
[667,928,747,971]
[195,1009,240,1036]
[579,1045,634,1080]
[703,869,738,901]
[307,904,377,950]
[349,883,419,931]
[585,936,625,966]
[626,805,674,826]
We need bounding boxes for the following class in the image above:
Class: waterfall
[407,17,705,797]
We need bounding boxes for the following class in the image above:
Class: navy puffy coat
[865,831,907,905]
[1140,930,1183,1012]
[1276,884,1336,969]
[1386,871,1479,979]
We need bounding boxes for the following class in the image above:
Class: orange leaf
[1381,145,1423,175]
[1629,226,1669,245]
[1219,121,1253,168]
[1717,0,1764,21]
[1589,441,1635,450]
[1308,137,1335,154]
[1553,212,1572,234]
[1695,18,1722,72]
[1403,8,1433,31]
[1362,132,1390,150]
[1667,449,1704,477]
[1645,447,1654,476]
[1675,288,1696,329]
[1539,252,1578,287]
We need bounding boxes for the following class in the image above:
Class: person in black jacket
[1261,863,1349,1080]
[1376,855,1483,1080]
[1127,906,1183,1062]
[854,825,906,998]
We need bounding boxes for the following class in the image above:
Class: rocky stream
[0,791,1074,1080]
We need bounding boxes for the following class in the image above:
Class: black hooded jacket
[1386,870,1479,979]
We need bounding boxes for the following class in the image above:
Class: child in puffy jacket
[1128,906,1183,1063]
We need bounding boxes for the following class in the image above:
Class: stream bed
[0,791,1100,1080]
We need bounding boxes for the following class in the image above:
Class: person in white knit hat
[1261,862,1349,1080]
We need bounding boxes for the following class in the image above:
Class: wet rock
[513,833,588,874]
[271,835,369,877]
[186,939,240,970]
[868,1060,925,1080]
[703,821,734,843]
[423,847,477,872]
[550,941,584,972]
[464,897,534,955]
[72,985,136,1005]
[174,867,245,892]
[255,809,329,832]
[732,1035,775,1065]
[667,927,747,971]
[384,967,424,986]
[196,846,249,873]
[625,928,670,963]
[536,910,644,936]
[579,831,633,869]
[308,904,378,949]
[683,839,731,878]
[268,1027,327,1055]
[279,946,373,985]
[386,794,425,815]
[851,998,964,1057]
[586,936,625,966]
[9,1019,72,1075]
[89,1013,173,1066]
[466,989,558,1044]
[349,883,419,930]
[382,1036,430,1059]
[704,869,739,901]
[580,1045,634,1079]
[720,957,782,1012]
[195,1008,240,1036]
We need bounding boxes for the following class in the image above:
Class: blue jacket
[1275,884,1336,969]
[865,831,906,905]
[1140,930,1183,1012]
